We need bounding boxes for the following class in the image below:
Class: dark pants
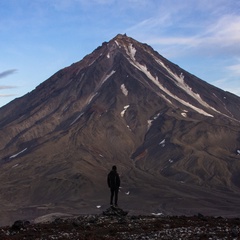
[110,188,119,205]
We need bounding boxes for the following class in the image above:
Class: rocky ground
[0,207,240,240]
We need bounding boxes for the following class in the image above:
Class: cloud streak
[127,1,240,58]
[0,69,17,79]
[0,69,18,100]
[0,86,17,90]
[0,94,17,97]
[226,63,240,76]
[143,15,240,54]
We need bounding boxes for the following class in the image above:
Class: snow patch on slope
[154,58,219,115]
[85,70,116,106]
[147,112,161,129]
[102,70,116,84]
[128,44,136,60]
[71,71,116,126]
[121,84,128,96]
[115,40,120,47]
[121,105,130,117]
[123,44,213,117]
[159,139,166,147]
[124,43,137,62]
[147,120,152,129]
[181,109,188,117]
[70,112,84,126]
[10,148,27,159]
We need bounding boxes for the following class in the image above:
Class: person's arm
[107,174,110,188]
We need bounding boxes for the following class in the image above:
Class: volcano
[0,34,240,225]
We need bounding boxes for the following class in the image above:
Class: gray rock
[103,206,128,216]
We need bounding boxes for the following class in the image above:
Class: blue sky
[1,0,240,107]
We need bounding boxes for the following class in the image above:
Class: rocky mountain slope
[0,34,240,226]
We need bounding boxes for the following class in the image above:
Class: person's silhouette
[107,165,120,207]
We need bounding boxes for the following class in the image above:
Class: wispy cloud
[0,94,17,97]
[0,88,17,98]
[0,86,17,90]
[127,1,240,58]
[211,76,240,96]
[198,15,240,54]
[226,63,240,76]
[139,14,240,57]
[0,69,18,99]
[212,61,240,95]
[51,0,115,11]
[0,69,17,79]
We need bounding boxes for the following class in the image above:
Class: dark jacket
[107,170,120,190]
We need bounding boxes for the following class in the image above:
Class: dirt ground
[0,208,240,240]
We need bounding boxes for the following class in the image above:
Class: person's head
[112,165,117,171]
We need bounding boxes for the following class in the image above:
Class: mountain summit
[0,34,240,225]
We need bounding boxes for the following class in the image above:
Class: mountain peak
[114,33,128,39]
[113,33,137,43]
[110,33,142,50]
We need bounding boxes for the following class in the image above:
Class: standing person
[107,165,120,207]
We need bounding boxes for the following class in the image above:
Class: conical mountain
[0,34,240,225]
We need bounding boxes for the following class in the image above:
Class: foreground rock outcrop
[0,210,240,240]
[103,206,128,217]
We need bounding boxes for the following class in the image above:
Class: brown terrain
[0,34,240,227]
[0,208,240,239]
